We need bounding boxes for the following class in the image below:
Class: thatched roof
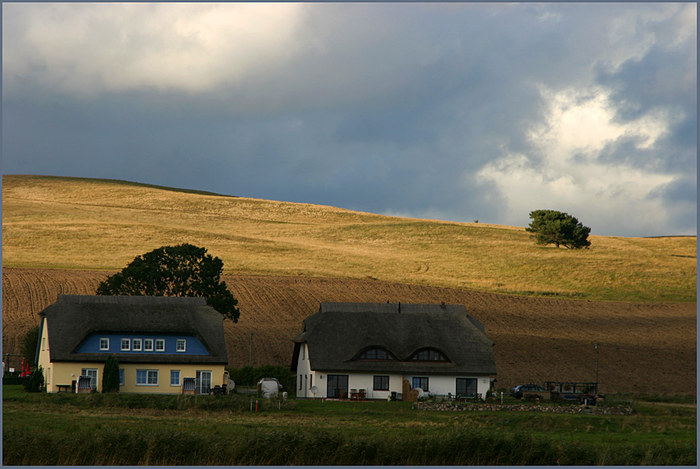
[40,295,227,364]
[292,302,496,375]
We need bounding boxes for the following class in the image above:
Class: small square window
[120,338,130,351]
[373,375,389,391]
[176,339,186,352]
[144,339,154,351]
[132,338,142,351]
[155,339,165,352]
[99,338,109,351]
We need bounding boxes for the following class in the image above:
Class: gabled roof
[40,295,227,364]
[292,302,496,375]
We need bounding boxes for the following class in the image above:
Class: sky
[2,2,697,237]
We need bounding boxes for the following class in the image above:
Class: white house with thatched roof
[36,295,228,394]
[291,302,497,401]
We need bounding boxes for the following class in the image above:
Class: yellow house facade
[36,295,229,394]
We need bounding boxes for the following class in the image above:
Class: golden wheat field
[2,175,696,394]
[3,175,696,302]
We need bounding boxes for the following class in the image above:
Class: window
[373,375,389,391]
[410,348,448,362]
[42,337,46,351]
[170,370,181,386]
[301,344,305,360]
[299,375,302,391]
[176,339,186,352]
[132,338,142,351]
[456,378,477,397]
[120,338,130,351]
[155,339,165,352]
[46,367,51,385]
[136,369,158,385]
[119,369,125,386]
[356,347,395,360]
[412,377,429,392]
[99,338,109,351]
[144,339,154,351]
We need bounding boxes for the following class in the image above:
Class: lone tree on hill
[96,243,240,322]
[526,209,591,249]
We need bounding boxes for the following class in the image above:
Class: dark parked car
[510,384,546,399]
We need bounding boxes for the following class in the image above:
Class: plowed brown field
[3,267,695,394]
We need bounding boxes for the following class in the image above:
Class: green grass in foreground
[2,386,695,465]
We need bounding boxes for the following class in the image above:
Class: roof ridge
[58,294,207,305]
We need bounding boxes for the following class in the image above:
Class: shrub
[24,366,45,392]
[102,356,120,393]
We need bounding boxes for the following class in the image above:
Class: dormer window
[144,339,154,351]
[155,339,165,352]
[410,348,449,362]
[176,339,186,352]
[99,338,109,351]
[356,347,396,361]
[121,338,131,351]
[133,338,142,351]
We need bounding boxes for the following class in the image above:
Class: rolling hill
[2,175,696,394]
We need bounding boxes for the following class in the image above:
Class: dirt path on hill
[3,267,695,394]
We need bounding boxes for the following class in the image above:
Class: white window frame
[144,339,154,352]
[132,338,142,351]
[120,338,131,351]
[176,339,186,352]
[170,370,181,386]
[82,368,98,390]
[136,369,159,386]
[155,339,165,352]
[99,338,109,351]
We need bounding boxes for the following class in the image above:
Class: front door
[81,368,98,391]
[326,374,348,398]
[196,370,212,395]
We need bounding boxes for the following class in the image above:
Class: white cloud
[3,3,306,94]
[476,86,679,235]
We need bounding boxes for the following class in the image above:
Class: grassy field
[3,174,696,303]
[2,386,695,465]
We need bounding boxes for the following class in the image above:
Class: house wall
[296,343,491,400]
[43,359,225,394]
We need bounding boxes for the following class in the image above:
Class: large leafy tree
[21,325,40,364]
[526,210,591,249]
[96,244,240,322]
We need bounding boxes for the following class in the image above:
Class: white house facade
[292,302,497,400]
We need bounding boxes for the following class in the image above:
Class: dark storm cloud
[2,3,696,236]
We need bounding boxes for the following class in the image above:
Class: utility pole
[594,342,599,389]
[249,332,254,368]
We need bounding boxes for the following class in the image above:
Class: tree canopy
[96,243,240,322]
[526,210,591,249]
[20,325,40,364]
